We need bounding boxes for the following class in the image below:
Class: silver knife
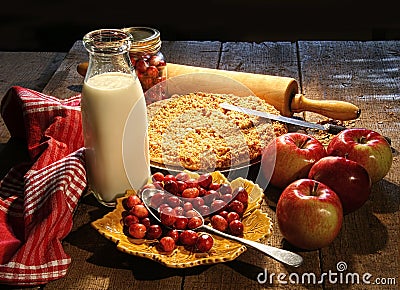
[219,102,346,135]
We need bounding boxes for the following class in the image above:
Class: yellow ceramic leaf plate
[91,171,272,268]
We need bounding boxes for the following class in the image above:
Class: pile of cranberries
[130,54,167,92]
[122,171,249,253]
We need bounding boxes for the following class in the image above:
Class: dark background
[1,0,399,52]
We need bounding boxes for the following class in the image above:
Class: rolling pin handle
[290,94,361,121]
[77,62,89,77]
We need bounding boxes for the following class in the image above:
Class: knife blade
[219,102,346,135]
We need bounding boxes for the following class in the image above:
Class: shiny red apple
[261,133,327,189]
[327,128,392,184]
[276,179,343,250]
[308,156,371,214]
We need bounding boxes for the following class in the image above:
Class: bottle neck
[83,29,135,80]
[83,29,133,55]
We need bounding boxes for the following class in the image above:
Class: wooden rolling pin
[77,62,361,120]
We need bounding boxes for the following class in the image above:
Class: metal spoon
[140,188,303,267]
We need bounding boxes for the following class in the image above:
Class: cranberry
[183,202,193,211]
[157,203,170,212]
[135,59,148,73]
[159,236,176,252]
[228,200,245,216]
[182,187,199,198]
[126,195,142,209]
[221,193,234,204]
[176,180,188,193]
[198,173,212,189]
[191,196,205,209]
[164,174,176,182]
[218,210,229,220]
[173,206,184,216]
[140,217,151,228]
[166,195,181,208]
[146,224,162,239]
[226,211,240,223]
[160,207,177,227]
[179,230,199,247]
[210,215,228,232]
[233,186,249,204]
[185,209,199,218]
[149,55,161,66]
[130,204,149,219]
[185,178,199,188]
[146,66,159,78]
[124,214,139,226]
[218,183,232,195]
[203,190,219,205]
[174,216,189,230]
[229,220,244,236]
[198,187,208,197]
[149,191,166,208]
[166,229,180,242]
[129,223,147,239]
[210,199,227,213]
[139,183,156,194]
[187,216,203,229]
[195,234,214,252]
[152,172,164,182]
[198,204,211,216]
[153,181,164,190]
[208,182,221,191]
[175,172,190,182]
[164,180,179,195]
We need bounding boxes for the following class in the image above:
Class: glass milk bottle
[81,29,150,206]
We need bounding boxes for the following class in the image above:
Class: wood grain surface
[0,40,398,290]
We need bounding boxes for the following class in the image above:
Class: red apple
[308,156,371,214]
[276,179,343,250]
[261,133,327,189]
[327,128,392,184]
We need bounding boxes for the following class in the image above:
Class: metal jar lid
[122,27,161,55]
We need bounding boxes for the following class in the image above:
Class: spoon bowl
[140,188,303,267]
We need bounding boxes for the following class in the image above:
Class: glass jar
[81,29,150,207]
[122,27,167,97]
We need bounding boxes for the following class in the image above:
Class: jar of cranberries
[122,27,167,97]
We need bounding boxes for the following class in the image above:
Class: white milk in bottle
[81,29,150,206]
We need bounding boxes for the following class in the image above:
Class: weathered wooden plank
[42,41,86,98]
[162,40,222,68]
[0,51,65,142]
[219,41,299,79]
[298,40,400,290]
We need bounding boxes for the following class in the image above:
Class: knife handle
[325,124,347,135]
[291,94,361,121]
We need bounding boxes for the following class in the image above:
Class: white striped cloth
[0,86,87,286]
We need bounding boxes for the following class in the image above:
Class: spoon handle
[201,225,303,267]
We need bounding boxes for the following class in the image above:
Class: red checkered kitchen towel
[0,86,87,286]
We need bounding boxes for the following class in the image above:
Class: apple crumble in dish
[147,92,287,171]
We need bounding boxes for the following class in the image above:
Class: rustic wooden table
[0,40,399,290]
